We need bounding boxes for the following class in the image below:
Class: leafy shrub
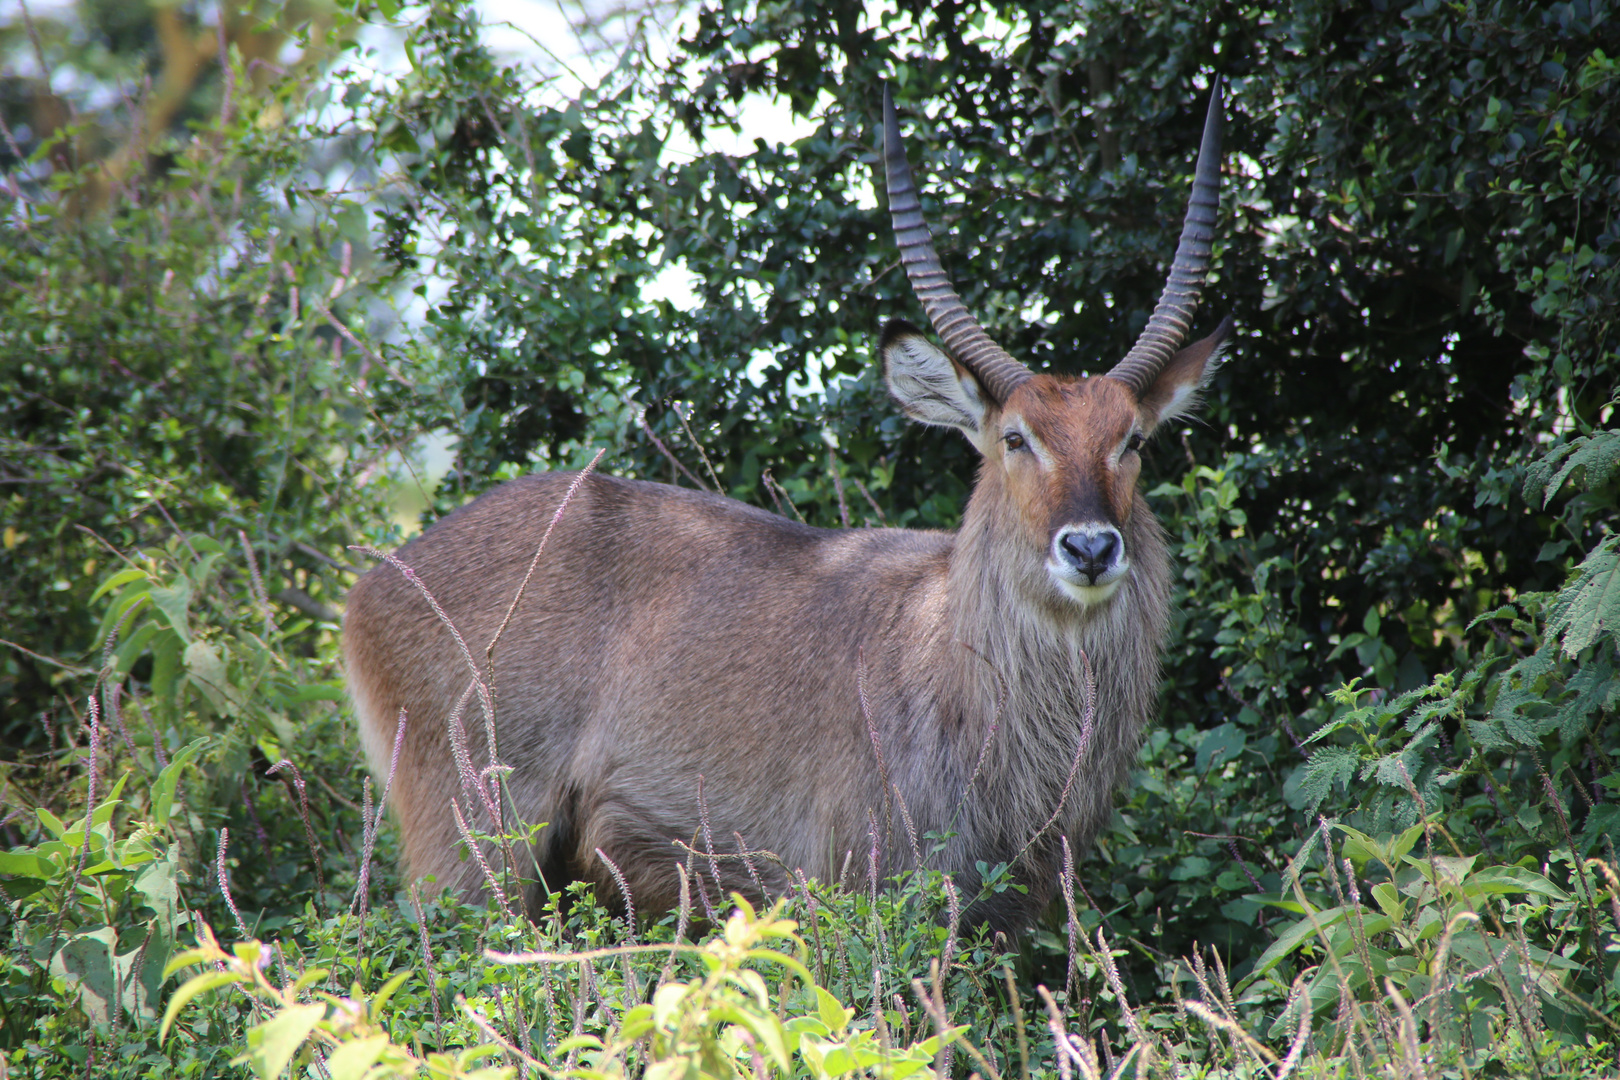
[3,0,1618,1077]
[0,3,400,747]
[161,897,972,1080]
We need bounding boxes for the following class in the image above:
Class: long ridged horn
[883,85,1032,404]
[1105,82,1225,396]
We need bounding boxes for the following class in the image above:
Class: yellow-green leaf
[148,580,193,644]
[160,970,245,1042]
[1371,882,1404,921]
[372,970,412,1015]
[153,737,210,828]
[236,1002,325,1080]
[326,1034,390,1080]
[1244,906,1351,984]
[815,986,852,1034]
[91,567,149,603]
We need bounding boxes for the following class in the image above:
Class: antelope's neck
[941,487,1171,761]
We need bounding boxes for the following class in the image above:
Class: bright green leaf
[236,1002,325,1080]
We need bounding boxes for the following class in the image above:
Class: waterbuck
[344,84,1231,932]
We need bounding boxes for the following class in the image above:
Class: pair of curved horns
[881,81,1225,402]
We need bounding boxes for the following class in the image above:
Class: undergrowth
[3,424,1617,1079]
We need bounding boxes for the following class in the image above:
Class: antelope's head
[878,85,1232,607]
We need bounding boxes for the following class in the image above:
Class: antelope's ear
[881,319,988,441]
[1139,316,1234,432]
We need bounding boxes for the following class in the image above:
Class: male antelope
[345,85,1231,932]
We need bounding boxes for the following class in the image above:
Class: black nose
[1060,531,1120,583]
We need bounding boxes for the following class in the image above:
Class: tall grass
[3,444,1616,1077]
[155,495,1620,1078]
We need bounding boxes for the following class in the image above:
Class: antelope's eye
[1003,432,1026,452]
[1125,433,1144,453]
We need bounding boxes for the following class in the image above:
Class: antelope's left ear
[880,318,989,441]
[1139,315,1235,431]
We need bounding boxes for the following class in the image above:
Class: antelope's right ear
[1138,316,1235,432]
[880,319,988,440]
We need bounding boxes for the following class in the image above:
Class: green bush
[0,2,398,746]
[2,0,1617,1076]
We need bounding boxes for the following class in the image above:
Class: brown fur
[343,325,1226,933]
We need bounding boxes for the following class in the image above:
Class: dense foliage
[1,0,1616,1077]
[0,0,380,747]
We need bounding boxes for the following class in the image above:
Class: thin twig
[670,401,723,492]
[313,299,416,386]
[761,469,805,522]
[827,450,849,527]
[635,407,708,490]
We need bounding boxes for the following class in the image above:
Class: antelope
[344,84,1232,933]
